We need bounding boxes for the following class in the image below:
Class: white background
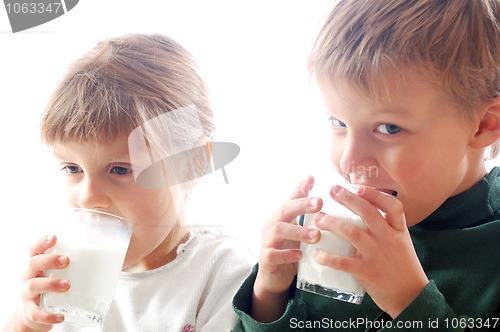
[0,0,337,323]
[1,0,498,326]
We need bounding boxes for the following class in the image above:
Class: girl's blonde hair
[40,33,215,192]
[309,0,500,158]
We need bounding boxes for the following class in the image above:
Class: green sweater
[233,167,500,331]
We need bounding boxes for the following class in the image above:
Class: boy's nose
[338,136,377,181]
[77,178,111,210]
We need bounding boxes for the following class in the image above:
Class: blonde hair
[309,0,500,158]
[40,33,215,192]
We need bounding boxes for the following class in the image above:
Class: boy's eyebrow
[52,149,66,160]
[325,106,413,118]
[376,107,413,117]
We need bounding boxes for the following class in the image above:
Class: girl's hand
[313,186,428,318]
[7,235,70,331]
[251,176,322,323]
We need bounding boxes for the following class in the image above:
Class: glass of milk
[40,208,133,328]
[296,182,366,304]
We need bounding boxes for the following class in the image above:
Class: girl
[4,33,254,332]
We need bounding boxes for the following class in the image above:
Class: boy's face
[320,72,487,226]
[52,137,182,270]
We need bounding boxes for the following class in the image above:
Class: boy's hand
[5,235,70,332]
[251,176,322,323]
[313,186,429,318]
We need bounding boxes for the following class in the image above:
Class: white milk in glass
[297,184,366,304]
[41,209,132,328]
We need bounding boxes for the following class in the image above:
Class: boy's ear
[470,96,500,149]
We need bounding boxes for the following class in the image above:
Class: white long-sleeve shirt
[52,227,255,332]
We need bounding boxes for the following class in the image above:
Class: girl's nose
[76,178,111,210]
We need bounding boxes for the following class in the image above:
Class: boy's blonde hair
[309,0,500,158]
[40,33,215,192]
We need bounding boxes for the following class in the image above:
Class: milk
[40,208,132,328]
[41,241,129,326]
[297,186,366,304]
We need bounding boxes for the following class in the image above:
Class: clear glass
[40,208,133,328]
[296,184,365,304]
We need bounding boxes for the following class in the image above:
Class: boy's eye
[111,166,132,175]
[328,117,346,128]
[376,123,401,135]
[62,165,81,174]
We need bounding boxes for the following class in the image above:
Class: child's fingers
[271,196,322,226]
[313,249,361,275]
[23,301,65,327]
[288,176,315,200]
[268,176,318,226]
[265,221,320,247]
[329,185,384,229]
[261,177,322,242]
[314,212,372,252]
[29,235,57,256]
[24,254,69,279]
[260,248,303,265]
[22,277,70,302]
[329,185,404,232]
[355,186,406,231]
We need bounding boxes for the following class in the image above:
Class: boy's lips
[351,183,398,197]
[377,188,398,197]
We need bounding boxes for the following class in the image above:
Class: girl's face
[321,72,487,226]
[52,137,183,271]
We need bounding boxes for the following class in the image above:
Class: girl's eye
[376,123,401,135]
[328,117,346,128]
[62,165,81,174]
[111,166,132,175]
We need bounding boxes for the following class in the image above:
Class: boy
[233,0,500,330]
